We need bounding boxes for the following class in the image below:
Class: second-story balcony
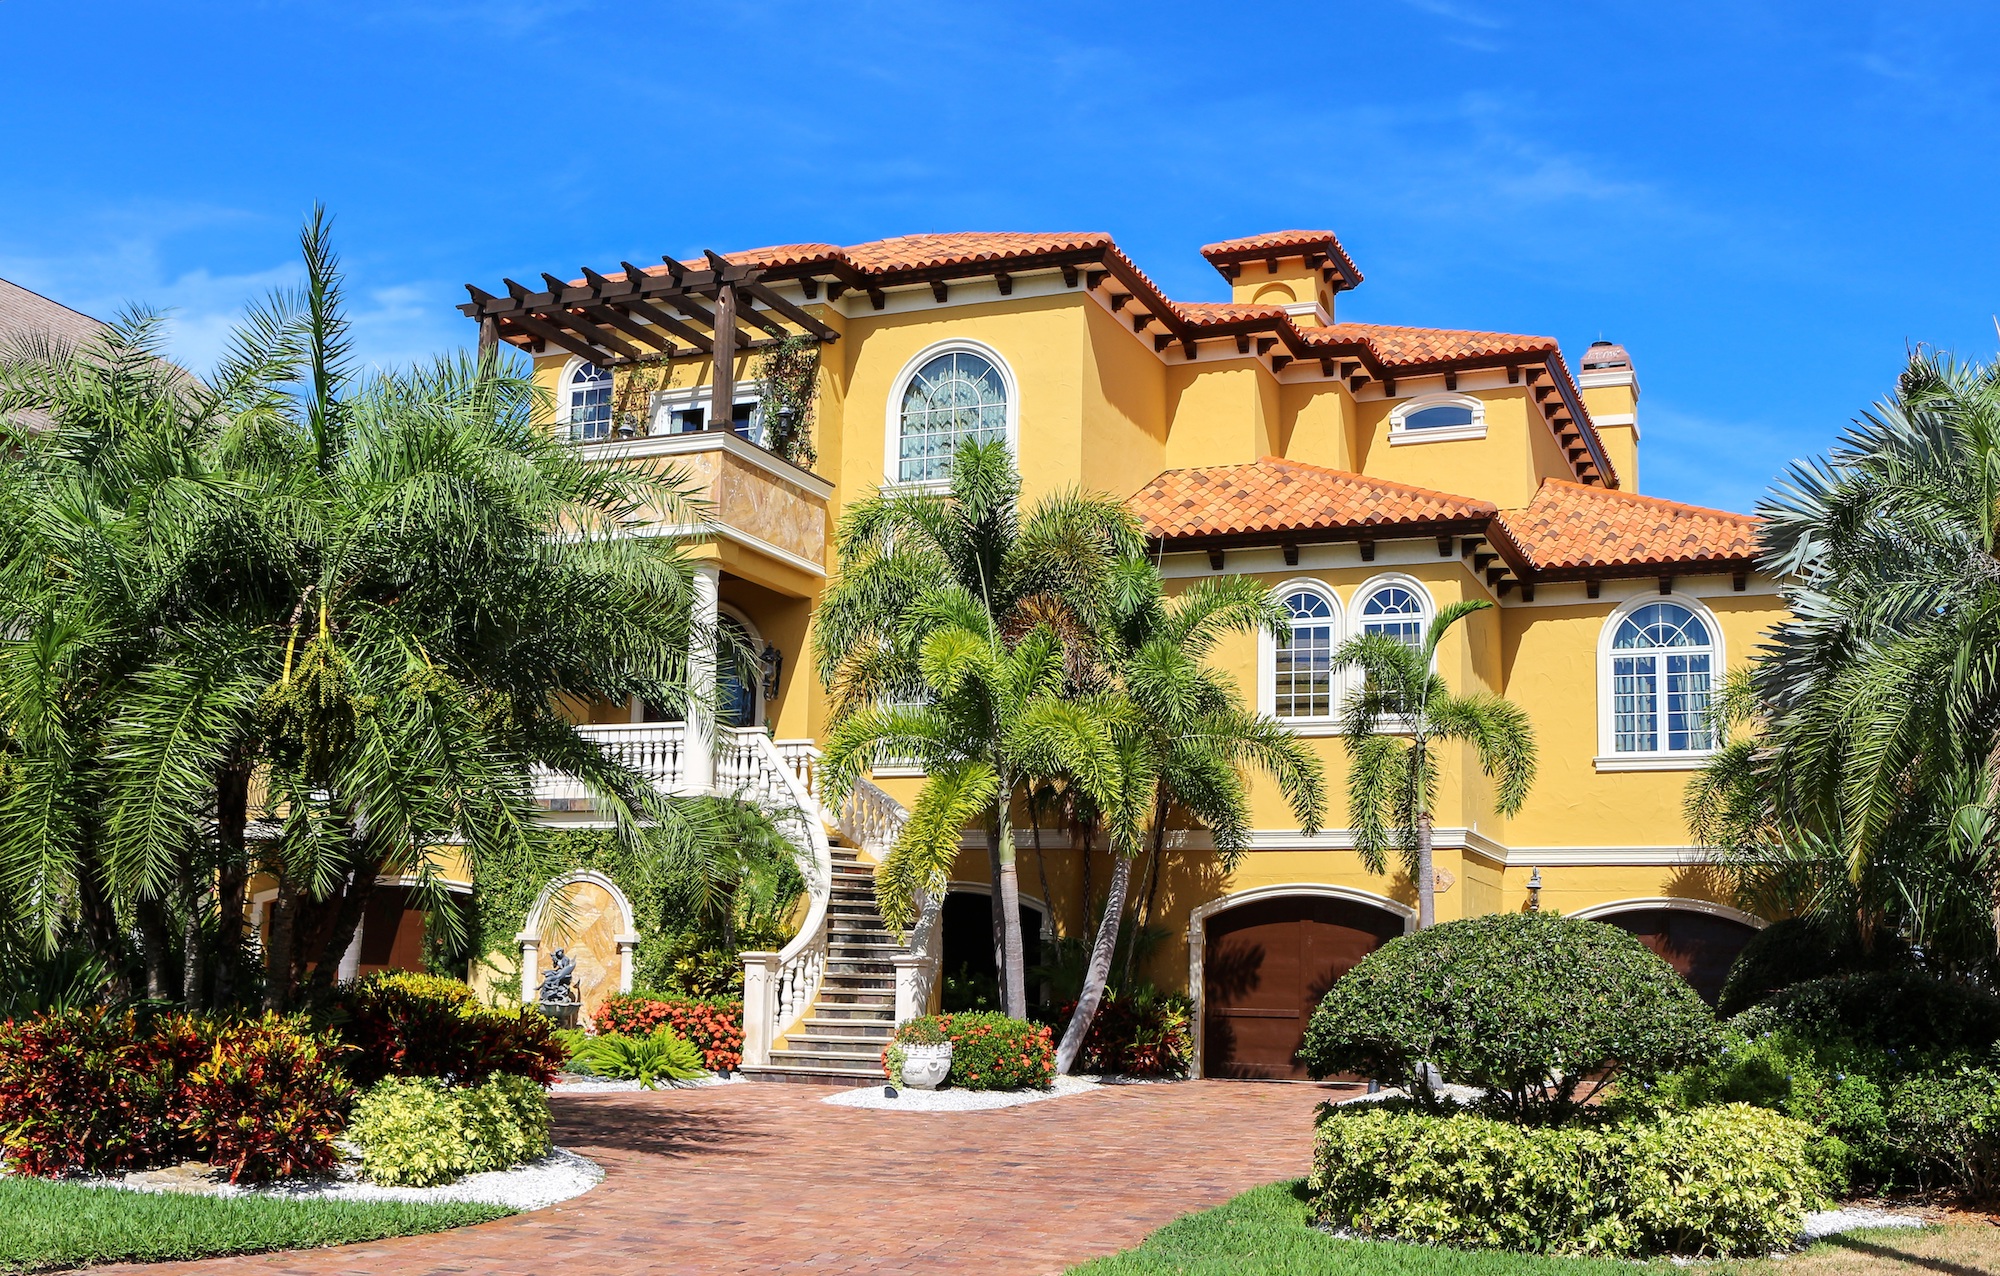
[573,421,830,594]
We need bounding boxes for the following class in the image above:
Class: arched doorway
[1190,886,1412,1080]
[1574,899,1763,1006]
[938,886,1049,1013]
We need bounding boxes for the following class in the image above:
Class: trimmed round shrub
[592,993,743,1072]
[1309,1102,1819,1258]
[1298,913,1719,1119]
[882,1012,1054,1090]
[347,1074,553,1187]
[325,971,565,1087]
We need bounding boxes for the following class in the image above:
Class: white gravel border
[551,1072,745,1094]
[1799,1207,1927,1242]
[89,1148,602,1213]
[824,1073,1182,1111]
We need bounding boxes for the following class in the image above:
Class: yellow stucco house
[444,229,1779,1081]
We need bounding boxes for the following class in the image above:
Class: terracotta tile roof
[1198,230,1363,289]
[600,233,1120,285]
[1301,322,1557,369]
[1496,479,1759,576]
[1174,301,1292,325]
[1130,458,1496,543]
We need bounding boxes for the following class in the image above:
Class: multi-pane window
[566,362,613,441]
[1401,404,1475,431]
[1274,590,1336,719]
[1360,585,1426,650]
[896,350,1007,484]
[1610,602,1715,753]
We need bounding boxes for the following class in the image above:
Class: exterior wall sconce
[760,644,782,700]
[1526,866,1544,912]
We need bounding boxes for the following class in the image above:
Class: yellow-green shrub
[346,1076,552,1187]
[1308,1103,1819,1258]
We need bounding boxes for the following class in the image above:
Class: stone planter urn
[899,1042,953,1091]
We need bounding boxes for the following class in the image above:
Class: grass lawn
[0,1177,511,1273]
[1066,1180,2000,1275]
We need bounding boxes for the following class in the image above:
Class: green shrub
[347,1075,553,1187]
[567,1030,706,1088]
[324,971,565,1087]
[1648,971,2000,1198]
[1299,913,1719,1120]
[886,1012,1055,1090]
[1715,917,1908,1016]
[1732,970,2000,1063]
[1308,1103,1818,1258]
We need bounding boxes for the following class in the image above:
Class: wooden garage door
[1597,908,1757,1006]
[1203,895,1405,1080]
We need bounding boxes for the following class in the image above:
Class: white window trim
[1388,392,1486,445]
[558,357,614,438]
[882,338,1020,489]
[1595,592,1725,770]
[1259,578,1345,733]
[647,383,764,443]
[1350,572,1436,733]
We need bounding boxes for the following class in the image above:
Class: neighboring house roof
[1491,479,1762,580]
[1130,457,1497,545]
[0,277,106,432]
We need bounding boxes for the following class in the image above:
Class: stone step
[818,978,894,993]
[771,1045,886,1067]
[827,941,903,955]
[785,1034,889,1053]
[803,1015,893,1032]
[738,1063,880,1086]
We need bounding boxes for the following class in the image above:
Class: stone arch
[517,869,641,1015]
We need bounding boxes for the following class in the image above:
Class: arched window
[565,361,613,442]
[1358,582,1428,650]
[893,347,1009,484]
[1608,601,1716,754]
[1389,393,1486,444]
[1273,588,1337,719]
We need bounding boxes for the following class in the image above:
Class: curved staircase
[739,842,899,1084]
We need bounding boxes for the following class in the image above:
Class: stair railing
[722,728,834,1067]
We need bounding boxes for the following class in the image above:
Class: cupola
[1199,231,1362,325]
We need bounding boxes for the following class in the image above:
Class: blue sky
[2,1,1994,513]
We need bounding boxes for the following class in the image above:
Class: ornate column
[683,564,720,794]
[740,950,781,1067]
[517,933,541,1006]
[616,931,641,994]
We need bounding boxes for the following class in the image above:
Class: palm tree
[1689,348,2000,965]
[813,439,1140,1019]
[1053,566,1327,1075]
[1336,599,1536,929]
[0,210,753,1009]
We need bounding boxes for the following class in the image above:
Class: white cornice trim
[582,429,835,499]
[1577,369,1641,396]
[630,520,827,579]
[1570,896,1766,928]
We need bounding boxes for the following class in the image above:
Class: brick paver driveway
[106,1078,1346,1276]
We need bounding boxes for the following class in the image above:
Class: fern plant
[570,1029,706,1088]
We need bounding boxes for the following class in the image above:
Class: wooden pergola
[460,251,839,429]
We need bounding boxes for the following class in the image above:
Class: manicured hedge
[0,1009,352,1183]
[1299,913,1719,1119]
[324,971,565,1087]
[1309,1102,1819,1258]
[592,993,743,1071]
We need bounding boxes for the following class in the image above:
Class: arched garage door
[1202,895,1406,1080]
[1595,907,1757,1005]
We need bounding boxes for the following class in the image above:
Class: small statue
[536,948,578,1006]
